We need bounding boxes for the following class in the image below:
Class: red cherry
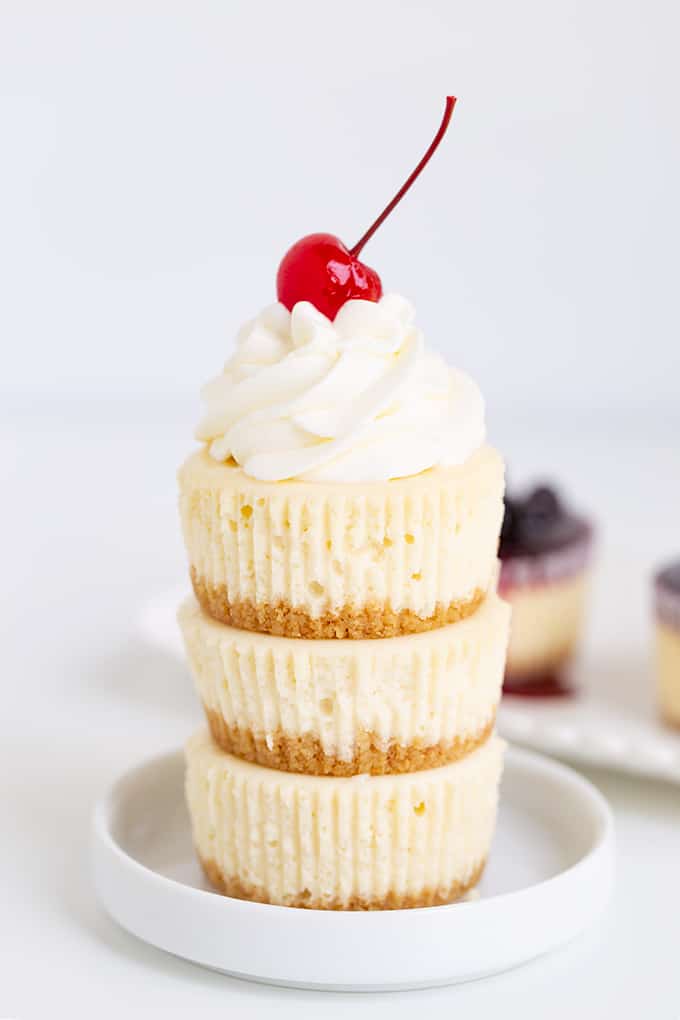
[276,96,457,320]
[276,233,382,320]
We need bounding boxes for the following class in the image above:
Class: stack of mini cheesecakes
[178,295,509,909]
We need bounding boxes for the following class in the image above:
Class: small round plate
[92,744,614,991]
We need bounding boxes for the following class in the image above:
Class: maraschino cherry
[276,96,457,320]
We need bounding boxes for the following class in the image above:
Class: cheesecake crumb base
[204,708,496,776]
[199,854,486,910]
[191,569,484,639]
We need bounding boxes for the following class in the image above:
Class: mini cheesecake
[654,561,680,728]
[179,444,504,639]
[186,728,505,910]
[179,592,510,776]
[498,485,593,695]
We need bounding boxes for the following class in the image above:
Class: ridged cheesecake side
[502,573,588,680]
[179,593,510,775]
[656,623,680,728]
[178,444,504,639]
[654,565,680,728]
[186,729,505,910]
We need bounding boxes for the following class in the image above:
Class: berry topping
[656,561,680,596]
[655,561,680,633]
[500,484,589,558]
[276,97,457,319]
[524,485,561,523]
[502,671,575,699]
[500,496,517,546]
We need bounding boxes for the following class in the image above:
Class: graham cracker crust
[204,707,496,776]
[190,568,484,639]
[199,854,486,910]
[661,711,680,730]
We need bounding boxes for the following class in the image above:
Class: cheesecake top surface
[179,440,502,495]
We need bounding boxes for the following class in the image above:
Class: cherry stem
[350,96,457,258]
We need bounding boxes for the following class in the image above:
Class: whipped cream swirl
[196,294,485,482]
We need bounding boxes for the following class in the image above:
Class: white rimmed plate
[139,586,680,786]
[92,745,613,991]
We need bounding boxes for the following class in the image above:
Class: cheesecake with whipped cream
[179,591,509,775]
[179,296,504,639]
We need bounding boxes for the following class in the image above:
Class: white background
[2,3,680,1018]
[2,0,679,422]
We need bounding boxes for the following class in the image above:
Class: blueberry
[514,485,563,550]
[524,485,561,523]
[500,497,517,547]
[658,562,680,595]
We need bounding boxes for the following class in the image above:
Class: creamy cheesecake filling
[503,572,588,678]
[179,593,509,773]
[656,622,680,727]
[179,443,504,637]
[186,729,505,910]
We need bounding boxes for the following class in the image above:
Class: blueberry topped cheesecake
[653,560,680,728]
[499,484,593,695]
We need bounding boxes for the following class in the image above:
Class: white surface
[2,7,679,1008]
[139,584,187,661]
[1,1,680,422]
[2,412,680,1018]
[93,745,613,991]
[141,583,680,786]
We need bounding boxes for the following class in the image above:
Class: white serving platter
[498,656,680,785]
[139,586,680,785]
[92,744,613,991]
